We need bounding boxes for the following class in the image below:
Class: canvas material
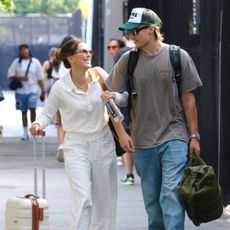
[179,156,223,226]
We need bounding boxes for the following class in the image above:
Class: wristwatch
[190,133,200,141]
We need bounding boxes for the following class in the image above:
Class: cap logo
[128,8,144,23]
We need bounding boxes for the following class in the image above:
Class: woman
[29,35,134,230]
[8,44,45,140]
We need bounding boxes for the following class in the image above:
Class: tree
[0,0,15,13]
[13,0,80,15]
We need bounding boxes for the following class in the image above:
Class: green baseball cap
[119,8,161,31]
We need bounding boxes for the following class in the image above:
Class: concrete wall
[103,0,125,71]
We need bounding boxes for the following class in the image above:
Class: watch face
[190,133,200,140]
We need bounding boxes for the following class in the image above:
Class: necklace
[71,71,91,92]
[74,83,88,91]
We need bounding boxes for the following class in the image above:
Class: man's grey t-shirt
[106,44,203,148]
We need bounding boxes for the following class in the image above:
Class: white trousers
[64,127,117,230]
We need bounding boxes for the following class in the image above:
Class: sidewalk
[0,90,230,229]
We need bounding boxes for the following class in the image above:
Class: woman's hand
[101,90,115,103]
[29,123,45,136]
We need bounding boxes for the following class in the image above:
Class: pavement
[0,90,230,229]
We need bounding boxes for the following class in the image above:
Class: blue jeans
[15,92,38,111]
[134,140,187,230]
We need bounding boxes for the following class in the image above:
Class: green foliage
[0,0,16,13]
[13,0,79,14]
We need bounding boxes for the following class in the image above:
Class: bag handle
[24,194,44,230]
[187,154,206,167]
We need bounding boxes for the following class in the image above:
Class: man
[8,44,45,140]
[106,8,202,229]
[113,35,136,185]
[107,38,125,62]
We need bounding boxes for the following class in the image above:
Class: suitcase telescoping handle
[32,136,46,198]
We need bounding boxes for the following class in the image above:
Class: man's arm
[181,92,201,158]
[110,119,134,153]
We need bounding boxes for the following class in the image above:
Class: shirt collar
[63,72,75,92]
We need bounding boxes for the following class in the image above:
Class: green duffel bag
[179,154,223,226]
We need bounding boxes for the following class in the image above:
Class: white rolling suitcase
[4,137,49,230]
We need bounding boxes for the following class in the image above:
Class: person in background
[30,35,134,230]
[107,38,126,167]
[43,47,69,162]
[106,8,202,230]
[107,38,125,62]
[52,60,69,162]
[8,44,45,140]
[42,47,61,97]
[113,35,136,185]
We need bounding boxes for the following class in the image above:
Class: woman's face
[69,42,94,70]
[20,47,30,59]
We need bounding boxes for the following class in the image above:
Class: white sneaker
[224,205,230,216]
[21,133,30,141]
[117,157,123,166]
[56,144,64,162]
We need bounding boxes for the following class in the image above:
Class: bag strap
[169,45,182,90]
[127,49,140,120]
[87,67,108,91]
[25,58,32,76]
[88,67,121,142]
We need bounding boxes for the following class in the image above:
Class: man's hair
[109,38,125,48]
[153,25,164,41]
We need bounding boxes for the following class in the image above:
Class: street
[0,90,230,229]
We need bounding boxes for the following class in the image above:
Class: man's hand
[119,133,135,153]
[189,138,200,158]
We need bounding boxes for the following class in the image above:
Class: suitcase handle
[33,137,46,198]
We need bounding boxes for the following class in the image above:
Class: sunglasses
[75,49,94,56]
[107,45,119,50]
[128,25,150,36]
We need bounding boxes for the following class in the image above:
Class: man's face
[107,40,121,60]
[127,25,153,49]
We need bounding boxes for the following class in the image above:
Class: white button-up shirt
[35,67,127,138]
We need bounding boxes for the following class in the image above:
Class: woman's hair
[18,44,32,63]
[53,35,83,68]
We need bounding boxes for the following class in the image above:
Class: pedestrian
[42,47,60,97]
[114,35,135,64]
[107,38,127,167]
[43,47,69,162]
[107,38,125,63]
[7,44,45,140]
[113,36,136,185]
[29,35,134,230]
[106,7,202,230]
